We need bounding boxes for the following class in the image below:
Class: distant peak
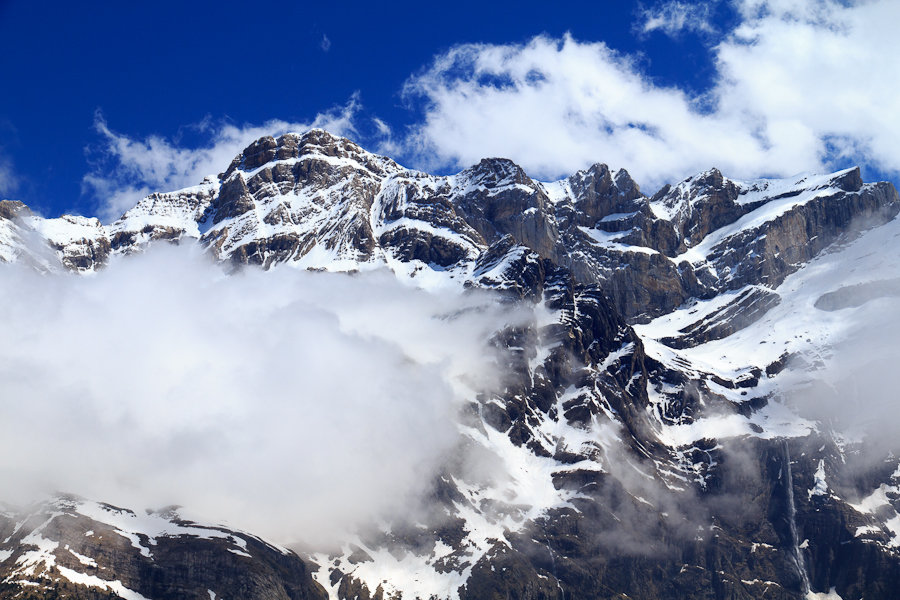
[829,166,863,192]
[301,127,345,140]
[0,200,31,220]
[297,127,360,150]
[693,168,724,189]
[569,163,611,185]
[461,157,530,187]
[614,168,639,193]
[567,163,643,207]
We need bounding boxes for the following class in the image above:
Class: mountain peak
[220,128,376,180]
[0,199,30,220]
[830,165,863,192]
[2,131,896,322]
[458,157,532,189]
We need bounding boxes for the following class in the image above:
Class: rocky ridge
[0,496,327,600]
[1,129,900,599]
[3,130,895,322]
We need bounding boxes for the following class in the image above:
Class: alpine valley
[3,129,900,600]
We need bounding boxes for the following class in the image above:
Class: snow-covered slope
[0,495,322,600]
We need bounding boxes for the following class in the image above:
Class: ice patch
[809,460,828,498]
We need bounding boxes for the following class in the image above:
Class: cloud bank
[0,244,513,545]
[402,0,900,189]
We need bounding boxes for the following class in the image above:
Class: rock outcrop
[0,496,328,600]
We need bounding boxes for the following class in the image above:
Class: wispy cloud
[320,33,331,52]
[714,0,900,175]
[0,154,17,198]
[0,142,22,200]
[399,0,900,190]
[639,1,717,36]
[84,97,361,222]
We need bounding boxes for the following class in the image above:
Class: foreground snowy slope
[1,129,900,600]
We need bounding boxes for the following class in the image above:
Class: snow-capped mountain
[2,129,900,600]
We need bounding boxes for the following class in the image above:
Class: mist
[777,208,900,478]
[789,294,900,458]
[0,243,516,546]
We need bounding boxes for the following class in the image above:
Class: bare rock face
[40,215,112,271]
[206,131,393,265]
[374,174,486,266]
[660,286,781,349]
[452,158,560,260]
[0,200,29,221]
[567,163,644,226]
[650,168,748,253]
[578,166,900,320]
[696,178,899,292]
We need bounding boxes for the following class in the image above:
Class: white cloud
[0,153,18,198]
[401,34,769,188]
[84,97,361,222]
[401,0,900,191]
[373,116,391,136]
[0,243,516,546]
[321,33,332,52]
[714,0,900,175]
[640,1,717,36]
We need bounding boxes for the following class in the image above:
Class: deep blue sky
[0,0,739,217]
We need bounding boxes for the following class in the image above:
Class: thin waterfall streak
[783,439,811,596]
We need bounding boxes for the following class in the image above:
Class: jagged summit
[3,131,894,320]
[455,157,534,190]
[220,128,399,181]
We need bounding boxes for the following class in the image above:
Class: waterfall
[783,440,812,597]
[542,531,565,599]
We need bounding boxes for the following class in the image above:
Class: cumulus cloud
[0,243,516,546]
[401,34,763,187]
[715,0,900,175]
[400,0,900,190]
[639,1,717,36]
[84,97,362,223]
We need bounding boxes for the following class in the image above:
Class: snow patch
[808,460,828,498]
[55,565,151,600]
